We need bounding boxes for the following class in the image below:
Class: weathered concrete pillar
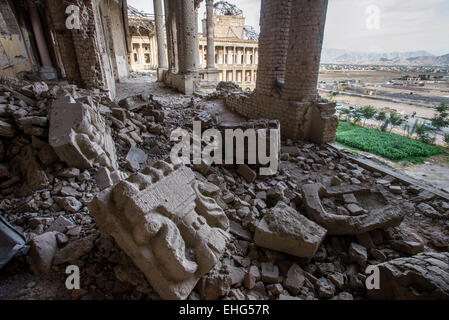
[164,0,178,72]
[163,0,199,94]
[154,0,168,80]
[255,0,292,96]
[282,0,328,101]
[27,0,57,80]
[181,0,197,73]
[206,0,215,69]
[194,4,200,68]
[173,0,183,73]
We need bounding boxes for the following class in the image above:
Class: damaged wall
[99,0,129,81]
[0,0,35,78]
[1,0,130,98]
[224,0,338,144]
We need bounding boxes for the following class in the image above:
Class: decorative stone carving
[302,184,404,235]
[49,94,117,170]
[88,160,230,300]
[367,252,449,300]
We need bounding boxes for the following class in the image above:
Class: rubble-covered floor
[0,75,448,300]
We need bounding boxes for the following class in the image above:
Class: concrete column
[282,0,328,101]
[139,44,144,66]
[181,0,197,73]
[194,5,200,68]
[206,0,215,69]
[164,0,177,72]
[154,0,168,79]
[28,0,53,68]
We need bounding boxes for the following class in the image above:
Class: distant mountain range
[321,48,449,66]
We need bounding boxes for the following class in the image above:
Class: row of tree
[338,102,449,146]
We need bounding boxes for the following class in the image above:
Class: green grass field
[336,122,445,163]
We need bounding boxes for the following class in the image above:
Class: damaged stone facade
[89,161,230,299]
[0,0,129,99]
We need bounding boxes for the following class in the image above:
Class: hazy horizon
[127,0,449,56]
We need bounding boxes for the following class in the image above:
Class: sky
[127,0,449,56]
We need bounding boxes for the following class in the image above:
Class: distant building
[128,15,158,70]
[127,11,259,90]
[199,14,259,91]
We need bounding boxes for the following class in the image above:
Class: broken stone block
[118,94,149,111]
[88,161,230,300]
[315,277,336,298]
[254,202,327,258]
[328,272,345,289]
[125,145,148,165]
[27,232,58,274]
[49,94,117,170]
[342,193,357,204]
[261,262,280,284]
[348,242,367,267]
[13,145,49,196]
[284,264,306,295]
[54,197,83,213]
[267,283,283,296]
[96,167,113,190]
[302,184,404,235]
[38,144,59,166]
[226,265,245,286]
[58,168,80,178]
[346,203,365,216]
[53,234,97,265]
[390,240,424,255]
[417,203,441,219]
[244,265,260,290]
[16,116,48,128]
[197,270,232,300]
[367,252,449,300]
[389,185,402,194]
[48,216,74,233]
[23,126,47,137]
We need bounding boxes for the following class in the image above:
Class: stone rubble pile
[1,79,448,301]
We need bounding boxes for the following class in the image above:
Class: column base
[199,68,219,89]
[157,67,168,82]
[225,92,338,144]
[164,71,199,95]
[39,67,58,81]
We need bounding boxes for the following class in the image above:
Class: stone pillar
[255,0,292,96]
[27,0,57,80]
[165,0,178,72]
[282,0,328,101]
[206,0,215,69]
[181,0,197,73]
[194,4,200,68]
[154,0,168,80]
